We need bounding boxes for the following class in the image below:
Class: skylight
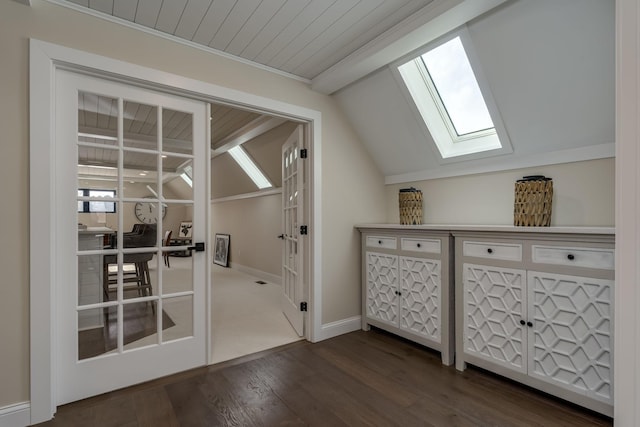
[421,37,493,136]
[180,164,193,187]
[395,29,511,161]
[228,146,272,190]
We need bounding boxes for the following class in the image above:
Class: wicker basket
[399,188,423,225]
[513,177,553,226]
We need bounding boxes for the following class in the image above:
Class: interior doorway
[30,40,321,424]
[207,103,307,363]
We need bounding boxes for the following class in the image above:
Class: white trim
[311,0,509,94]
[615,0,639,424]
[0,402,30,427]
[41,0,311,85]
[229,262,282,286]
[316,316,362,341]
[11,0,31,5]
[29,38,322,424]
[211,188,282,204]
[385,143,615,185]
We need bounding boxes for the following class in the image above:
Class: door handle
[277,234,285,240]
[188,242,205,252]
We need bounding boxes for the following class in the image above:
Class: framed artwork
[179,221,193,238]
[213,233,230,267]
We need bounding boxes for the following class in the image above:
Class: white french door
[281,125,305,336]
[55,70,208,405]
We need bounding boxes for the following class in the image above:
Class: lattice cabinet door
[399,256,441,343]
[463,263,527,373]
[527,271,614,405]
[366,252,399,327]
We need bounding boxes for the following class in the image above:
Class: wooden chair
[163,230,172,268]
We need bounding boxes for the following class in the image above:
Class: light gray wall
[385,158,614,226]
[212,194,282,278]
[335,0,615,180]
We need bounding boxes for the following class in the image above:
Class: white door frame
[29,39,323,425]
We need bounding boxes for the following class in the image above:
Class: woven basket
[513,178,553,226]
[399,188,423,225]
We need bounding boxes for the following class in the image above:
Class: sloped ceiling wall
[211,122,298,199]
[334,0,614,183]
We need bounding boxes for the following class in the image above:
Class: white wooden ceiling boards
[59,0,435,80]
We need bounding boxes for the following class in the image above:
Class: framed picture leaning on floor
[213,233,230,267]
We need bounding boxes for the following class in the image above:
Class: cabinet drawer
[463,241,522,262]
[401,237,441,254]
[366,236,397,250]
[531,245,614,270]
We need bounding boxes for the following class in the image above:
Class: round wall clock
[134,199,166,224]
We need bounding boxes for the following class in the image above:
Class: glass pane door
[57,70,207,405]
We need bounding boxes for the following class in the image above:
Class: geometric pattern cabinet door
[400,256,441,343]
[463,263,527,373]
[528,271,614,405]
[366,252,399,328]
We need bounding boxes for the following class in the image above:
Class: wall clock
[134,199,166,224]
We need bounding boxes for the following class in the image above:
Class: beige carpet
[211,264,302,364]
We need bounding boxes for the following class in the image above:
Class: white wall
[384,158,615,226]
[0,0,385,409]
[335,0,614,181]
[212,194,282,279]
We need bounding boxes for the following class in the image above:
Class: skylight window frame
[392,27,512,163]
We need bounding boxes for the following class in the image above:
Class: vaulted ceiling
[56,0,435,80]
[58,0,615,189]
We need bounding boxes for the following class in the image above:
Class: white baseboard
[317,315,362,341]
[0,402,30,427]
[228,262,282,285]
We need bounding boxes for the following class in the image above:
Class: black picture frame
[213,233,230,267]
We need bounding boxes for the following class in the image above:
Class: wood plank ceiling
[65,0,435,185]
[63,0,434,80]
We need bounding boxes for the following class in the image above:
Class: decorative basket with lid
[399,187,423,225]
[513,175,553,226]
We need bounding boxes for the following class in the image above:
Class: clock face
[134,201,166,224]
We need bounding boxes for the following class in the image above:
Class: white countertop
[355,224,615,235]
[78,226,114,234]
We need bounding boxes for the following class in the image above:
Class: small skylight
[180,164,193,187]
[395,29,511,161]
[228,146,272,189]
[421,37,493,136]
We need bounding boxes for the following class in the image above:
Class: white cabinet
[361,230,453,365]
[455,234,615,416]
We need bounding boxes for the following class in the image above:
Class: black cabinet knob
[417,243,421,248]
[378,240,382,245]
[487,248,493,254]
[567,254,575,260]
[527,321,533,327]
[519,319,525,326]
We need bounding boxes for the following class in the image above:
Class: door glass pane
[162,108,193,155]
[78,92,118,146]
[123,101,158,151]
[123,300,159,351]
[78,306,116,360]
[162,295,193,342]
[163,156,193,201]
[122,151,159,200]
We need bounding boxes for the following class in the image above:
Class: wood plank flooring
[36,328,613,427]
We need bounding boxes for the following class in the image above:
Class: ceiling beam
[311,0,509,95]
[211,115,287,157]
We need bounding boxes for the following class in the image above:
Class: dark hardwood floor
[37,328,613,427]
